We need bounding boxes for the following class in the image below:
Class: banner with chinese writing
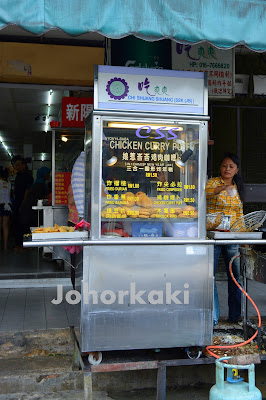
[172,42,234,98]
[55,172,71,205]
[62,97,93,127]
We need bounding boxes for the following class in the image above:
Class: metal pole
[52,129,55,207]
[156,363,167,400]
[84,370,93,400]
[236,107,241,172]
[24,238,266,248]
[240,249,248,340]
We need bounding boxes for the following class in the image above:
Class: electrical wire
[205,254,261,359]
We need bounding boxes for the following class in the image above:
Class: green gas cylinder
[209,357,262,400]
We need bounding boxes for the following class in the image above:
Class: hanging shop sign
[62,97,93,127]
[95,65,208,115]
[172,42,234,98]
[0,42,104,86]
[111,36,171,69]
[55,172,71,205]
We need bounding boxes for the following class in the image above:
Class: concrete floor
[109,387,212,400]
[0,387,213,400]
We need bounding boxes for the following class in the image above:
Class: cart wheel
[88,351,102,365]
[186,347,202,359]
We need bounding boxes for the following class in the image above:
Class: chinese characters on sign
[172,42,234,98]
[55,172,71,205]
[101,133,197,220]
[98,65,206,115]
[62,97,93,127]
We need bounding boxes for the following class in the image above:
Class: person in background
[12,156,34,250]
[206,152,245,325]
[0,166,12,250]
[20,167,51,229]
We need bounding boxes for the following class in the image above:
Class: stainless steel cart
[81,65,213,352]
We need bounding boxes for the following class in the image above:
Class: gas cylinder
[209,356,262,400]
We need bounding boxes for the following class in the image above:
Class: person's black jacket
[20,183,45,226]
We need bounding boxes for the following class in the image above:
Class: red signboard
[62,97,93,127]
[55,172,72,205]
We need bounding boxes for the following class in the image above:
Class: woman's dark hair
[220,152,245,203]
[0,166,9,181]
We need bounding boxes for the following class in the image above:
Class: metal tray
[207,231,263,239]
[31,230,88,240]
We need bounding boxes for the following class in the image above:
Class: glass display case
[85,117,207,240]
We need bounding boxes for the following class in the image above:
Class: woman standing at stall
[206,152,245,325]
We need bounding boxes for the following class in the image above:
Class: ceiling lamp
[175,148,193,168]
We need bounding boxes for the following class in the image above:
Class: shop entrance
[0,83,89,282]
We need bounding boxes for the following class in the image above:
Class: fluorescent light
[0,136,13,158]
[44,118,49,133]
[44,89,53,132]
[107,122,183,130]
[48,90,53,107]
[41,153,45,162]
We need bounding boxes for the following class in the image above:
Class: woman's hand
[213,184,227,195]
[225,185,237,197]
[214,184,235,196]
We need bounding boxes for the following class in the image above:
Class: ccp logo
[136,126,182,140]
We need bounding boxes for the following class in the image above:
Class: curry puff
[33,224,75,233]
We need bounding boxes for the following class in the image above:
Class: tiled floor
[0,286,80,331]
[0,279,265,332]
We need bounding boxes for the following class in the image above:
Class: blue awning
[1,0,266,51]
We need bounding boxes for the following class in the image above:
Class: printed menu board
[55,172,71,205]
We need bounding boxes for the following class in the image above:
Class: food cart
[80,65,213,352]
[24,66,266,360]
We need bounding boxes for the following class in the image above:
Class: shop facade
[0,1,266,278]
